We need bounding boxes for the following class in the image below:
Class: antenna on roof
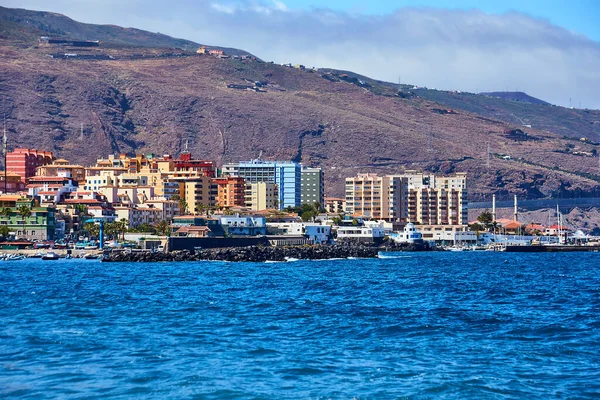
[184,139,189,152]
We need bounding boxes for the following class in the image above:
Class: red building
[174,153,215,177]
[6,148,54,182]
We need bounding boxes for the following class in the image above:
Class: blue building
[222,160,301,210]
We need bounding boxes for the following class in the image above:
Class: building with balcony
[219,215,267,236]
[221,160,301,210]
[6,148,54,182]
[177,177,218,214]
[325,197,346,214]
[301,167,324,207]
[345,171,468,226]
[344,173,407,221]
[0,172,26,193]
[245,182,278,211]
[213,176,246,208]
[36,159,86,185]
[0,196,56,240]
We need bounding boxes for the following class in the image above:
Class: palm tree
[104,221,117,240]
[118,218,129,241]
[84,222,100,239]
[154,220,170,237]
[17,205,32,240]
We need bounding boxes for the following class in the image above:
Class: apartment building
[245,182,278,211]
[36,158,86,185]
[345,171,468,225]
[6,148,54,182]
[344,173,407,221]
[300,167,324,206]
[403,171,468,226]
[178,177,218,214]
[325,197,346,214]
[213,176,246,208]
[222,160,301,210]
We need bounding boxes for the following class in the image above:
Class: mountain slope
[0,6,252,55]
[321,68,600,143]
[0,7,599,201]
[479,91,550,105]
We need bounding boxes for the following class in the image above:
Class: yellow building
[325,197,346,214]
[178,177,218,214]
[245,182,278,211]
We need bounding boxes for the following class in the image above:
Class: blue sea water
[0,252,599,399]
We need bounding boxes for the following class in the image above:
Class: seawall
[103,244,380,262]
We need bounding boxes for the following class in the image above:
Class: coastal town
[0,143,592,258]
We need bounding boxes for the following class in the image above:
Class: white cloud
[4,1,600,108]
[211,3,237,14]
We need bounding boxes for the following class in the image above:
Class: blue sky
[282,0,600,41]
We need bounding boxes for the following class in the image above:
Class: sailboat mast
[556,204,561,243]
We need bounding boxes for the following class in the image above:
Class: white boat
[389,223,423,244]
[41,252,60,260]
[446,246,465,252]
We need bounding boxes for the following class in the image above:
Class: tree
[301,211,314,222]
[17,205,32,239]
[117,218,129,241]
[477,210,494,231]
[313,201,324,214]
[172,194,188,216]
[0,225,11,238]
[179,199,188,215]
[469,222,485,243]
[104,221,117,240]
[0,207,12,220]
[84,222,99,239]
[74,204,88,215]
[155,220,170,236]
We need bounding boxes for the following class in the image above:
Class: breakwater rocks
[104,245,379,263]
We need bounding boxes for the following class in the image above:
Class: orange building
[213,177,246,208]
[6,148,54,182]
[36,158,86,185]
[0,171,26,193]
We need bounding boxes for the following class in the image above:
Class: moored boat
[41,252,60,260]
